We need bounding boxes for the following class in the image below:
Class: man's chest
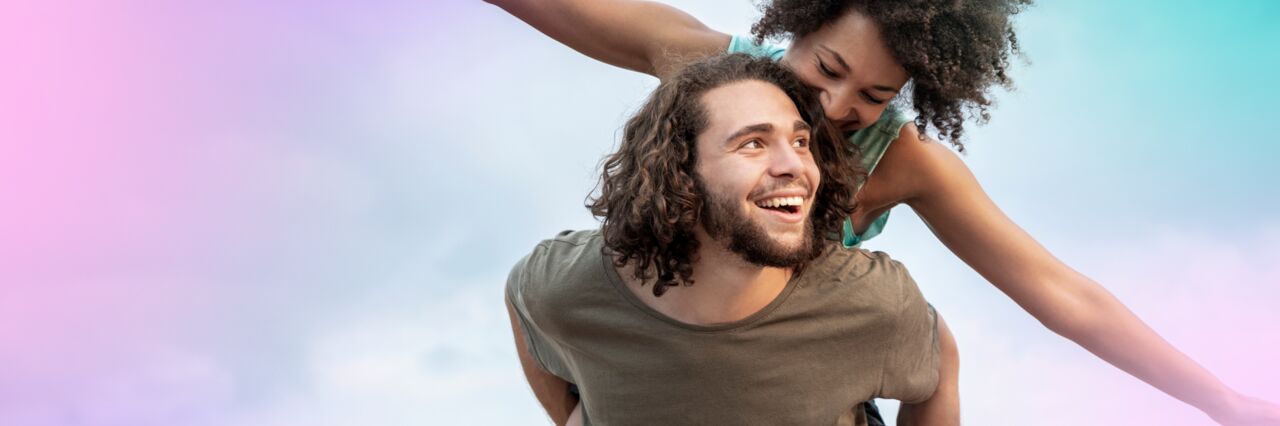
[551,304,894,425]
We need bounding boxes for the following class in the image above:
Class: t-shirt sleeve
[877,259,941,403]
[726,34,787,60]
[505,244,574,382]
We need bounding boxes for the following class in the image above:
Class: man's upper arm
[506,251,577,423]
[505,247,572,379]
[875,254,942,403]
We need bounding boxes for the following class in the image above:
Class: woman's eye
[817,59,838,78]
[792,138,809,148]
[862,91,886,105]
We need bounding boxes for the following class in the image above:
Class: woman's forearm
[483,0,729,78]
[1042,273,1234,418]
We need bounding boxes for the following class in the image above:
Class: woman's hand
[1208,393,1280,426]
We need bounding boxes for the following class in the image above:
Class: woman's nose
[821,90,859,124]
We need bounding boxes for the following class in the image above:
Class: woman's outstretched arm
[484,0,729,78]
[875,126,1280,425]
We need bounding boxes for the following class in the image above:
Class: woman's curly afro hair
[753,0,1032,150]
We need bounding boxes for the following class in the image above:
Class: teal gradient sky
[2,1,1277,425]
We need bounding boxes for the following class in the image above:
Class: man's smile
[752,194,806,223]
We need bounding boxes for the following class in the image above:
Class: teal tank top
[727,35,913,247]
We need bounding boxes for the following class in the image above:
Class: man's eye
[742,139,763,149]
[792,138,809,148]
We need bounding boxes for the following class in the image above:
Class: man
[505,54,952,425]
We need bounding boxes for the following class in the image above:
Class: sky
[1,1,1278,425]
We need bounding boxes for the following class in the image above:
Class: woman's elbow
[1033,280,1115,341]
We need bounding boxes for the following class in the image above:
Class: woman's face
[781,10,909,132]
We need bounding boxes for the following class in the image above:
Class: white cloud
[223,276,545,426]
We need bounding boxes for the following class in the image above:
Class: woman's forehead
[789,10,907,84]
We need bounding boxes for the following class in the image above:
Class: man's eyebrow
[794,120,811,132]
[724,123,774,144]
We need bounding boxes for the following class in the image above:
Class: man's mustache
[747,178,813,199]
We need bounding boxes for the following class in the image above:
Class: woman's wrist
[1201,387,1244,423]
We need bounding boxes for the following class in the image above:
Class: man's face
[693,80,823,267]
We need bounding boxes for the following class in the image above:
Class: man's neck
[619,232,794,327]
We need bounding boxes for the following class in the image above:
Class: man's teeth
[756,196,803,208]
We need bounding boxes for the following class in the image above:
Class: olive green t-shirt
[506,230,939,426]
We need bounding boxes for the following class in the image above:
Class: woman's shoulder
[870,123,971,204]
[725,34,786,60]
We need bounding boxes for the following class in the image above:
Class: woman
[486,0,1280,424]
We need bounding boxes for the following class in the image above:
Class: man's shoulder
[808,244,911,284]
[803,245,939,400]
[804,244,919,307]
[524,228,602,270]
[506,229,608,312]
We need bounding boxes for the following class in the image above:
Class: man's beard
[695,174,821,267]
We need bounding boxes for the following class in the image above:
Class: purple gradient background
[2,1,1277,425]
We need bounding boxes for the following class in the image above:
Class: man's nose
[768,141,806,178]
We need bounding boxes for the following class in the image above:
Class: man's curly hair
[588,54,863,297]
[753,0,1032,150]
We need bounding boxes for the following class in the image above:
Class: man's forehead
[699,80,806,137]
